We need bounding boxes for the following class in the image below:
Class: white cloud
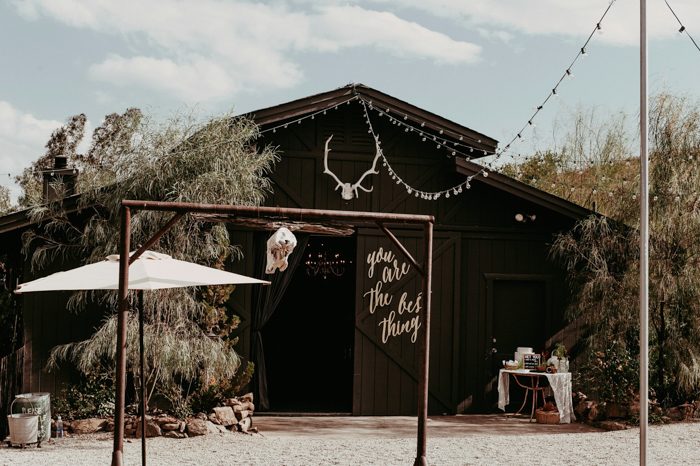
[0,101,62,202]
[12,0,482,102]
[370,0,699,46]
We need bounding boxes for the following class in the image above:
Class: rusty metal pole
[112,206,131,466]
[414,220,433,466]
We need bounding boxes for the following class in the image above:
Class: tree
[549,94,700,406]
[0,186,13,215]
[15,114,87,207]
[23,108,278,411]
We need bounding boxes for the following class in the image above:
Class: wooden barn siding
[227,229,256,361]
[258,104,576,413]
[459,233,569,412]
[0,347,24,439]
[256,104,577,414]
[23,289,104,395]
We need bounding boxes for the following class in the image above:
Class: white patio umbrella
[15,250,269,466]
[15,250,269,292]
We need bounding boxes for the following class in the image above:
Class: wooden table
[498,369,575,423]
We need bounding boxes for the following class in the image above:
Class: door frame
[482,273,553,409]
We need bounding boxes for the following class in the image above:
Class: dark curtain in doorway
[251,233,309,410]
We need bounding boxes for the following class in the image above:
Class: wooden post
[112,206,131,466]
[414,220,433,466]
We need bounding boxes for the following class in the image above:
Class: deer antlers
[323,135,381,200]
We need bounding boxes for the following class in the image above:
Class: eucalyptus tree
[22,108,278,410]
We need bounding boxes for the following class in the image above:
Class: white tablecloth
[497,369,576,424]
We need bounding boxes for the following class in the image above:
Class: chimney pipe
[42,155,78,202]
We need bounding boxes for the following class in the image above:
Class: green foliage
[15,114,87,208]
[51,372,115,420]
[578,341,639,404]
[189,361,254,414]
[550,93,700,406]
[0,186,13,215]
[552,343,568,359]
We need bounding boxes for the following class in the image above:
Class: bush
[188,361,254,414]
[578,341,639,405]
[52,372,115,420]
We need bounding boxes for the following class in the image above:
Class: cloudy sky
[2,0,700,201]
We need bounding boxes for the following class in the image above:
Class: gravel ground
[1,418,699,465]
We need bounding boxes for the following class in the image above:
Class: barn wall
[254,102,577,413]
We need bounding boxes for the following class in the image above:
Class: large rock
[213,407,237,427]
[155,416,178,426]
[206,421,224,434]
[164,431,187,439]
[72,418,107,434]
[666,407,684,421]
[161,423,180,431]
[597,420,628,431]
[186,419,209,436]
[136,420,162,438]
[241,393,254,403]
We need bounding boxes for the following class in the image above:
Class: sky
[2,0,700,202]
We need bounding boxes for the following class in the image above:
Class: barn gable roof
[244,83,499,157]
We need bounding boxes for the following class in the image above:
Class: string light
[664,0,700,54]
[359,99,474,200]
[476,0,617,177]
[361,98,487,159]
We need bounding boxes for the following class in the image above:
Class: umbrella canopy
[15,250,270,293]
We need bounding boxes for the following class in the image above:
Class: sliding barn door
[353,229,460,415]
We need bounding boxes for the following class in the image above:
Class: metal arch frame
[111,200,435,466]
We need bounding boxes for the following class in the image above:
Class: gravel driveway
[1,416,697,465]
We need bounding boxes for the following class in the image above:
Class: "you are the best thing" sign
[363,246,422,344]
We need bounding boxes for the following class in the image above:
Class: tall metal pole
[414,221,433,466]
[112,206,131,466]
[139,290,147,466]
[639,0,649,464]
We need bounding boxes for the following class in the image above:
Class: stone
[208,413,221,425]
[155,416,178,426]
[213,407,237,427]
[604,402,628,419]
[241,393,254,403]
[225,398,242,407]
[666,407,684,421]
[161,423,180,431]
[598,421,628,431]
[164,431,187,439]
[104,419,115,432]
[136,420,162,438]
[678,403,695,420]
[206,421,221,434]
[586,402,600,422]
[195,412,207,421]
[233,401,255,413]
[186,419,209,436]
[235,409,251,421]
[72,418,107,434]
[179,421,187,433]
